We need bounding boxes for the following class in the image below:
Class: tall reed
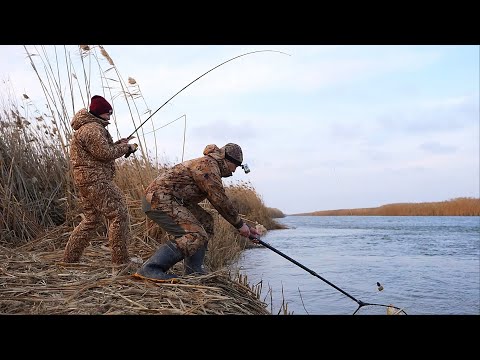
[0,45,285,272]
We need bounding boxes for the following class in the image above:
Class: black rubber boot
[135,240,184,280]
[184,244,207,275]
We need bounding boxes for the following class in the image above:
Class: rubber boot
[135,240,184,280]
[184,244,207,275]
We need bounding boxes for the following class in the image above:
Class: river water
[234,216,480,315]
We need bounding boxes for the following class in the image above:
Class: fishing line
[141,114,186,136]
[126,49,291,140]
[249,236,408,315]
[141,114,188,161]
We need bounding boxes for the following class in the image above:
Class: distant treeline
[266,207,286,218]
[293,197,480,216]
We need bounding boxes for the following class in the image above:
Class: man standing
[63,95,138,266]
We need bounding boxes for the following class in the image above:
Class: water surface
[234,216,480,315]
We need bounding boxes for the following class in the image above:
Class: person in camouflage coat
[135,142,260,281]
[63,95,138,265]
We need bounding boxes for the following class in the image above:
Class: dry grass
[0,45,288,315]
[0,225,270,315]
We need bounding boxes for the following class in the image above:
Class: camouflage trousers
[142,194,213,257]
[63,181,131,264]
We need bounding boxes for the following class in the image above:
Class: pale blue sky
[1,45,478,214]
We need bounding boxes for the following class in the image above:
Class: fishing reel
[124,143,138,158]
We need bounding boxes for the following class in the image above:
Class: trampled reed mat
[0,226,270,315]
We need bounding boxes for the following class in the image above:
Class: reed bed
[1,45,288,315]
[295,197,480,216]
[0,225,270,315]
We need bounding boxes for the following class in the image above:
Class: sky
[1,45,479,214]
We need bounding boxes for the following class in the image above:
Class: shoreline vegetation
[291,197,480,216]
[0,45,289,315]
[0,45,477,315]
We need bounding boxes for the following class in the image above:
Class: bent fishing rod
[126,49,290,141]
[249,235,407,315]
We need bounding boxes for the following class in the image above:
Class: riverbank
[0,225,270,315]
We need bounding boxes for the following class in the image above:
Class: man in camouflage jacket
[135,142,260,281]
[63,95,138,265]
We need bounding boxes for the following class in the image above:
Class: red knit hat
[89,95,112,116]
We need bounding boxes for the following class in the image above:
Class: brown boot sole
[132,272,181,284]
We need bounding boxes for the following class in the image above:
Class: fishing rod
[126,49,291,140]
[249,235,407,315]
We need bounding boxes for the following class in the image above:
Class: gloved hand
[115,138,130,145]
[125,143,138,158]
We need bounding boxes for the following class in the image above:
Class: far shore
[289,197,480,216]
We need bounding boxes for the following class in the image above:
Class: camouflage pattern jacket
[145,152,244,229]
[69,108,129,186]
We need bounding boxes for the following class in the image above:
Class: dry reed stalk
[99,46,114,66]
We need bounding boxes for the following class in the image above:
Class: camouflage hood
[71,108,110,130]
